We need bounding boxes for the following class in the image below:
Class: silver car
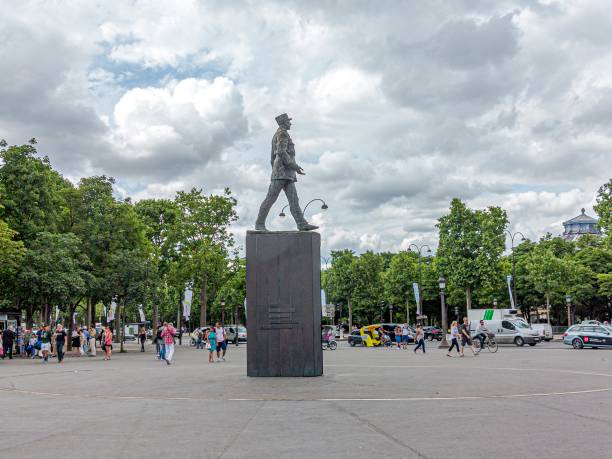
[563,324,612,349]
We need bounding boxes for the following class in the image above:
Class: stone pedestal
[246,231,323,377]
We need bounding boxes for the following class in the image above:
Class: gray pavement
[1,340,612,458]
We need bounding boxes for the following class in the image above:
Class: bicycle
[322,339,337,350]
[473,333,498,353]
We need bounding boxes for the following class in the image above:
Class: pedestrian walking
[103,326,113,360]
[395,326,402,349]
[446,321,460,357]
[2,327,15,360]
[195,328,204,349]
[71,328,80,357]
[413,325,426,354]
[54,325,67,363]
[460,316,476,357]
[88,326,97,356]
[40,325,52,363]
[401,324,410,349]
[206,328,217,363]
[161,322,176,365]
[215,322,227,361]
[139,326,146,352]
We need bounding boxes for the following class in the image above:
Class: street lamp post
[389,304,393,323]
[409,243,432,323]
[505,230,526,309]
[566,295,572,326]
[437,276,448,348]
[221,300,226,324]
[280,198,328,218]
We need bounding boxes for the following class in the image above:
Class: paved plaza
[1,341,611,458]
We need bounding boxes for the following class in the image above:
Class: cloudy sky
[2,0,611,256]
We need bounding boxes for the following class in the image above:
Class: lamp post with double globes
[437,276,449,348]
[280,198,328,218]
[505,230,526,308]
[409,243,432,322]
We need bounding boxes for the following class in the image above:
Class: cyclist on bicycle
[475,320,490,348]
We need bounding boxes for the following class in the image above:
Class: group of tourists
[192,322,228,363]
[0,324,115,363]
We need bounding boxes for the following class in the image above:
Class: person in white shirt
[446,321,461,357]
[215,322,227,361]
[401,324,410,349]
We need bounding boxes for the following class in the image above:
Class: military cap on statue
[275,113,292,125]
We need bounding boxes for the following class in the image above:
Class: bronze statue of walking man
[255,114,318,232]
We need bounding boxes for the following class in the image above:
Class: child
[447,321,461,357]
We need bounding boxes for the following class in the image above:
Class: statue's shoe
[298,223,319,231]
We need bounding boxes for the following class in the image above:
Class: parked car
[224,325,247,344]
[563,324,612,349]
[348,330,366,347]
[423,326,443,341]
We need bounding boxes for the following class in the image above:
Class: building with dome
[562,208,601,240]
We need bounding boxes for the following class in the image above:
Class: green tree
[0,142,67,243]
[594,178,612,238]
[323,250,357,326]
[437,199,508,310]
[168,188,238,326]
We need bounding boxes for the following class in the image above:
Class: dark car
[423,326,444,341]
[348,330,366,347]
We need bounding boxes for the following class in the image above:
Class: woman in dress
[206,328,217,363]
[88,326,97,356]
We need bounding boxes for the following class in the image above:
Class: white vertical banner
[507,275,515,309]
[55,306,59,322]
[321,289,327,310]
[108,299,117,321]
[183,286,193,319]
[244,298,247,319]
[412,282,421,315]
[138,304,146,322]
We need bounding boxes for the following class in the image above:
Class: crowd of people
[0,323,114,363]
[186,322,229,363]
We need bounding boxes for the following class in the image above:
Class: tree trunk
[465,285,472,310]
[153,287,159,336]
[26,303,34,329]
[87,297,93,327]
[114,308,120,343]
[199,274,208,327]
[67,304,75,351]
[348,299,353,331]
[120,302,125,352]
[546,294,551,325]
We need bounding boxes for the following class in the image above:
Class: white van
[471,318,540,346]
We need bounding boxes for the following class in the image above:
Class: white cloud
[1,0,611,258]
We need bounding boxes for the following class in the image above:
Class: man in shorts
[460,316,476,357]
[215,322,227,361]
[40,325,53,363]
[401,324,410,349]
